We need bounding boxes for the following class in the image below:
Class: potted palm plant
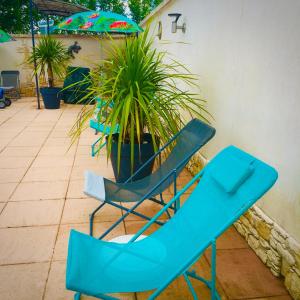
[71,29,210,182]
[28,36,70,109]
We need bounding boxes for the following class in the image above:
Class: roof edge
[140,0,173,27]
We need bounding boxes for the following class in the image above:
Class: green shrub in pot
[71,28,211,181]
[27,35,70,109]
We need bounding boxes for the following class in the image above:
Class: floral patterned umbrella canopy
[0,29,15,43]
[53,11,142,34]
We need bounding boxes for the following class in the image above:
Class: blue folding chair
[66,145,278,299]
[85,118,216,236]
[90,97,118,157]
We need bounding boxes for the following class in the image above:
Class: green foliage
[71,29,211,170]
[0,0,37,33]
[98,0,125,14]
[0,0,160,34]
[128,0,163,23]
[27,36,70,87]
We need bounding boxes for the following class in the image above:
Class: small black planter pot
[40,87,61,109]
[109,133,158,183]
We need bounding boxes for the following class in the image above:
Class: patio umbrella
[0,29,15,43]
[53,11,142,34]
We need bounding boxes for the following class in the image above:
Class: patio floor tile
[136,256,227,300]
[216,226,249,250]
[206,248,290,299]
[31,156,74,168]
[0,199,64,227]
[8,136,47,147]
[38,145,76,156]
[0,156,34,169]
[0,146,40,157]
[0,262,49,300]
[61,198,122,224]
[53,222,126,261]
[0,226,58,264]
[70,163,115,180]
[22,166,72,182]
[124,220,161,236]
[43,137,72,147]
[0,168,27,183]
[11,181,68,201]
[122,200,171,221]
[0,182,18,202]
[0,98,290,299]
[67,180,88,199]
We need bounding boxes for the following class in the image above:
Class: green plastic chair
[66,145,278,299]
[90,97,118,157]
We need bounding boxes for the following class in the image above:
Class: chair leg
[159,193,172,219]
[74,292,81,300]
[211,240,217,300]
[90,203,106,236]
[183,273,198,300]
[186,240,220,300]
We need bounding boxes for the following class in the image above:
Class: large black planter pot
[40,87,61,109]
[109,133,158,183]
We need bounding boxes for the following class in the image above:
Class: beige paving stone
[0,168,27,183]
[0,156,34,169]
[0,226,58,264]
[49,130,70,138]
[53,222,126,261]
[0,182,18,202]
[0,199,64,227]
[74,155,104,167]
[44,137,72,147]
[0,262,50,300]
[0,146,40,157]
[0,138,11,150]
[76,145,93,156]
[61,198,122,224]
[31,155,74,168]
[39,145,76,156]
[71,164,115,180]
[9,135,47,147]
[67,180,88,199]
[11,181,68,201]
[44,260,77,300]
[0,202,5,213]
[22,166,72,182]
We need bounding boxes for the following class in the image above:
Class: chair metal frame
[0,70,21,99]
[89,127,204,238]
[75,170,221,300]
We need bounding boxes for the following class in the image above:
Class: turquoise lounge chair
[66,145,278,299]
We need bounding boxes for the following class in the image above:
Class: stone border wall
[186,152,300,300]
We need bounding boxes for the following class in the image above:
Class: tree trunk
[47,63,54,87]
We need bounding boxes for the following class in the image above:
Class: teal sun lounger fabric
[66,145,278,298]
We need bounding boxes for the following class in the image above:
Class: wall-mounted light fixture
[157,21,162,40]
[168,13,186,33]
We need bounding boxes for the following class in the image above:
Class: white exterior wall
[0,34,123,88]
[143,0,300,242]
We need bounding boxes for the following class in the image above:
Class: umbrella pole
[47,15,50,35]
[29,0,41,109]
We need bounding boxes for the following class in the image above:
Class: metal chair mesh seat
[104,119,216,203]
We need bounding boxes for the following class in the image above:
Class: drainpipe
[29,0,41,109]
